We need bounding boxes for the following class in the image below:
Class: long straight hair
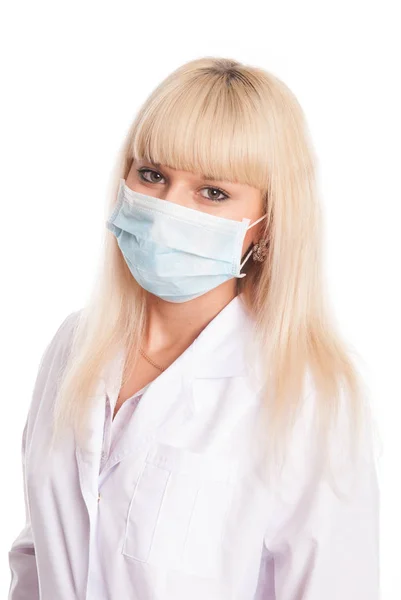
[51,57,378,490]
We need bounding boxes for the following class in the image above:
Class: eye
[137,168,165,184]
[199,187,229,202]
[137,168,229,203]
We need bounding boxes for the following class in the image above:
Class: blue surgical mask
[105,178,267,303]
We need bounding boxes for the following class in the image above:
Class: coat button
[97,493,101,502]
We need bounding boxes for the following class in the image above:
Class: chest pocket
[122,442,239,578]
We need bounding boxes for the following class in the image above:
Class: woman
[8,57,380,599]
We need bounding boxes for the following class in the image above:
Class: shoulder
[24,310,82,433]
[38,308,82,387]
[44,310,81,357]
[41,309,82,366]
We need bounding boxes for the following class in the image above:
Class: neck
[143,281,238,356]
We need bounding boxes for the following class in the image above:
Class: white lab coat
[8,296,380,599]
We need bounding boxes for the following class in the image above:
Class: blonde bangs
[130,68,271,193]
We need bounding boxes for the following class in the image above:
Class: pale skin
[113,157,265,419]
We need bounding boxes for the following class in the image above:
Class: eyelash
[136,168,229,202]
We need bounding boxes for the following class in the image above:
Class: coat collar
[188,294,257,379]
[101,293,258,400]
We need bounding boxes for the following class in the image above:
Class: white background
[0,1,399,597]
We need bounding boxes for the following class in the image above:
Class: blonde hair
[51,57,378,490]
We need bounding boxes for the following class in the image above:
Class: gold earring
[252,239,269,263]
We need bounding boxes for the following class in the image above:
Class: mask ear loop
[238,214,267,278]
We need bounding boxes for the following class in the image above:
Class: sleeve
[8,415,40,600]
[261,399,381,599]
[8,310,80,600]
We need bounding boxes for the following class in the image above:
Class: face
[125,158,266,257]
